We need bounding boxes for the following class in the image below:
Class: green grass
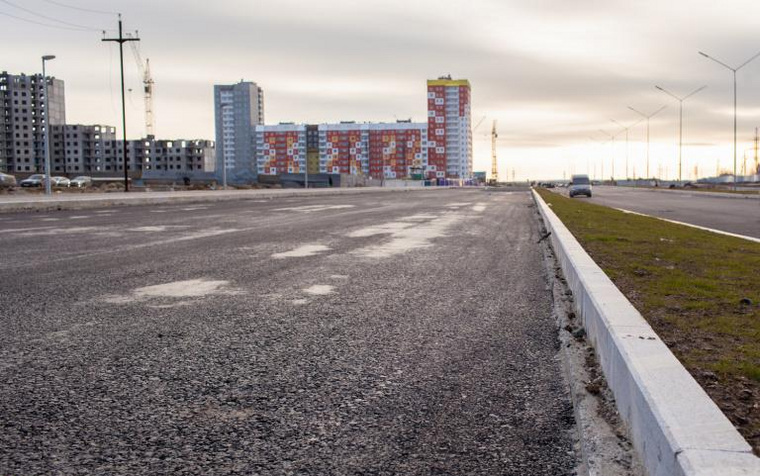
[537,188,760,449]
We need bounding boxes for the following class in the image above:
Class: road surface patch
[272,244,331,259]
[275,204,355,213]
[347,222,412,237]
[353,214,459,258]
[103,278,241,305]
[303,284,335,295]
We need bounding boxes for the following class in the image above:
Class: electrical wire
[39,0,116,15]
[0,0,103,31]
[0,9,91,31]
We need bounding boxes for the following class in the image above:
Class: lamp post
[655,84,706,184]
[41,55,55,196]
[699,50,760,190]
[628,105,667,179]
[610,118,642,180]
[598,129,619,181]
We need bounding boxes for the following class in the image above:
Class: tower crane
[490,120,499,185]
[125,32,154,137]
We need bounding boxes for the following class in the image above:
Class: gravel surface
[0,190,578,475]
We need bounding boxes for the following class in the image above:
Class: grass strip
[536,188,760,452]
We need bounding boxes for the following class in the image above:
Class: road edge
[531,189,760,476]
[604,186,760,201]
[613,207,760,244]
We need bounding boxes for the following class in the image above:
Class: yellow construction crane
[126,32,154,137]
[489,120,499,184]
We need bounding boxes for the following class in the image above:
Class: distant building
[255,121,427,179]
[50,124,116,174]
[0,71,65,173]
[130,137,216,174]
[48,126,215,176]
[427,76,472,178]
[214,81,264,184]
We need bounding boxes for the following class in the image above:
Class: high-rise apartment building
[427,76,472,178]
[51,124,116,173]
[0,71,65,173]
[214,81,264,183]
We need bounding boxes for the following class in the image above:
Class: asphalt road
[575,186,760,239]
[0,190,577,475]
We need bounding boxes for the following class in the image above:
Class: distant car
[19,174,46,187]
[69,176,92,188]
[0,172,16,188]
[51,176,70,187]
[569,174,592,198]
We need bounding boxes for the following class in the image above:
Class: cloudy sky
[3,0,760,180]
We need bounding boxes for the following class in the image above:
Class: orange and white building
[255,124,306,175]
[427,77,472,179]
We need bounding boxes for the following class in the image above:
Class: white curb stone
[532,189,760,476]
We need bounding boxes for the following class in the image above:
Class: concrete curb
[532,189,760,476]
[0,186,451,213]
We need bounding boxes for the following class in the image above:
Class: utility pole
[102,14,139,192]
[41,55,55,196]
[755,127,759,174]
[490,120,499,184]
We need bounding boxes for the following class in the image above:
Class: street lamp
[598,129,620,181]
[628,105,667,179]
[699,49,760,190]
[41,55,55,196]
[610,118,643,180]
[655,84,706,184]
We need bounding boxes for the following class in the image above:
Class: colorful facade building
[254,124,306,176]
[366,122,427,179]
[427,77,472,179]
[318,122,368,175]
[256,121,428,179]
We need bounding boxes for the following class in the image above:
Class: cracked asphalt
[0,189,578,475]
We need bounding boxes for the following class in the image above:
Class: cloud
[3,0,760,179]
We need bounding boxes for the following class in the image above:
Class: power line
[0,0,103,31]
[40,0,116,15]
[0,9,91,31]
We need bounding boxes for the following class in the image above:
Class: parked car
[52,176,70,187]
[569,174,592,198]
[0,172,16,188]
[20,174,46,187]
[69,176,92,188]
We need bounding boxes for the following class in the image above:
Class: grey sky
[3,0,759,179]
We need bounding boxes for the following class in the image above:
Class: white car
[69,176,92,188]
[0,172,16,188]
[52,176,70,187]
